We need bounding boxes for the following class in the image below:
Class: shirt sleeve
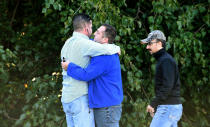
[83,40,120,57]
[66,56,107,81]
[150,59,175,109]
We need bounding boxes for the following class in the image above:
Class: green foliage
[0,0,209,126]
[14,75,64,127]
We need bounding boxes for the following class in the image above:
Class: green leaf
[148,16,154,24]
[24,122,31,127]
[115,35,120,41]
[177,21,182,30]
[19,114,26,120]
[137,21,142,28]
[49,0,54,4]
[42,8,47,13]
[46,3,50,8]
[53,3,58,10]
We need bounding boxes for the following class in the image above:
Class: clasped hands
[146,105,155,117]
[61,61,70,71]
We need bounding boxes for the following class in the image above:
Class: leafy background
[0,0,209,127]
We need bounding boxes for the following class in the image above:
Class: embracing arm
[83,40,120,57]
[66,56,107,81]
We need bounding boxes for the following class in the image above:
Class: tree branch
[3,110,19,121]
[141,84,150,102]
[10,0,20,27]
[126,90,133,102]
[73,5,82,15]
[59,116,65,127]
[134,7,144,20]
[194,24,206,34]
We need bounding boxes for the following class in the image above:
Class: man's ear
[157,41,164,49]
[157,41,162,47]
[84,23,89,32]
[103,37,109,43]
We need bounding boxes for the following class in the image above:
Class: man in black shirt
[141,30,182,127]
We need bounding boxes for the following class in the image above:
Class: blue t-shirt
[67,54,123,108]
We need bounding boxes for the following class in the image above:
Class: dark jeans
[94,105,122,127]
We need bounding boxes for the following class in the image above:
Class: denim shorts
[150,104,183,127]
[62,95,95,127]
[94,104,122,127]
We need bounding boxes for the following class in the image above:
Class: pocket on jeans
[169,105,182,121]
[69,99,82,116]
[156,105,168,116]
[106,106,122,123]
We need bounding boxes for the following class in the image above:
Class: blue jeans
[62,95,95,127]
[150,104,183,127]
[94,105,122,127]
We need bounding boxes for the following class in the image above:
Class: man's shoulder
[77,37,93,43]
[66,35,92,43]
[75,38,98,48]
[93,54,118,59]
[160,54,176,66]
[160,52,173,60]
[92,54,119,65]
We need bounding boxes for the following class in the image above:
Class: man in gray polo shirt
[61,13,120,127]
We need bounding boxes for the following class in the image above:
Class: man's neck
[74,30,88,37]
[153,48,165,60]
[100,42,109,44]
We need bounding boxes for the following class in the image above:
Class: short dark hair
[102,24,116,44]
[73,13,91,31]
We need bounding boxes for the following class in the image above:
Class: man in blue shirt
[62,24,123,127]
